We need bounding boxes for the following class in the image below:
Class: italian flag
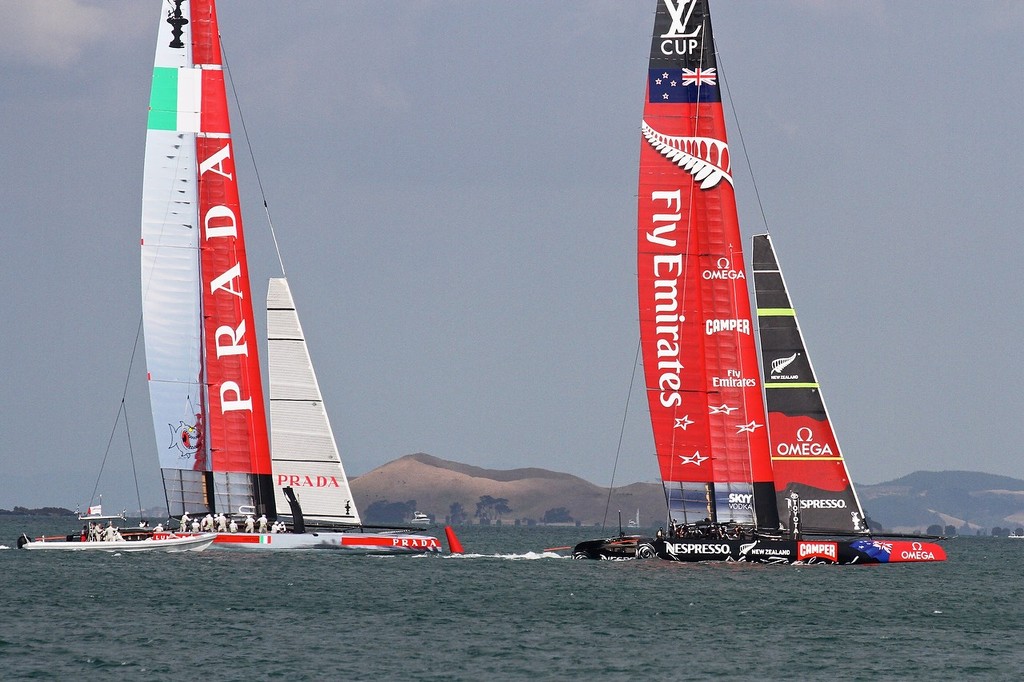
[148,66,203,132]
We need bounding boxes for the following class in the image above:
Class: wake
[444,551,568,560]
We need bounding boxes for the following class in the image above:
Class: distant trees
[364,499,416,524]
[541,507,573,524]
[0,506,75,517]
[926,524,943,536]
[448,502,469,525]
[944,525,957,536]
[474,496,512,524]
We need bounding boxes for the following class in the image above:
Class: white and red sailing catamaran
[574,0,944,564]
[141,0,442,554]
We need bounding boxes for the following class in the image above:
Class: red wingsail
[638,0,774,526]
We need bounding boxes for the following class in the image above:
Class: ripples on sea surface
[2,521,1023,680]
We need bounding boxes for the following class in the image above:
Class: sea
[2,520,1022,681]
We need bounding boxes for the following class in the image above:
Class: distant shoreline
[0,507,75,517]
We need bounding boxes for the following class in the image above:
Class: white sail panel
[142,2,205,475]
[142,128,203,473]
[268,278,361,524]
[269,401,337,457]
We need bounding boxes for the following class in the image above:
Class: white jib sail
[267,278,361,525]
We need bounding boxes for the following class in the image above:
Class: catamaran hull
[572,535,656,560]
[209,531,443,554]
[18,532,216,553]
[654,538,946,565]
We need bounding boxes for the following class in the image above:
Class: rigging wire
[125,397,144,519]
[708,44,753,496]
[719,41,805,530]
[715,45,771,237]
[221,36,287,278]
[600,337,643,532]
[87,316,146,513]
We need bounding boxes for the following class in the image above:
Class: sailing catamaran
[574,0,944,564]
[141,0,441,553]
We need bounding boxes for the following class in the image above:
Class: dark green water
[2,521,1022,680]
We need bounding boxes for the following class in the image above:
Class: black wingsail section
[752,235,866,534]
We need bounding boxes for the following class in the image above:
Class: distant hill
[350,453,663,527]
[857,470,1024,533]
[350,453,1024,533]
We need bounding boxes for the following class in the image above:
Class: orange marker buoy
[444,526,464,554]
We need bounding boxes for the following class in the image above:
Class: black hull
[572,535,656,561]
[654,537,946,565]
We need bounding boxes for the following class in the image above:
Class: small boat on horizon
[76,498,127,523]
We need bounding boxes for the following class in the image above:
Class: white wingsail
[140,5,206,510]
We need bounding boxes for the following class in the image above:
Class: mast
[752,234,866,534]
[637,0,776,528]
[142,0,273,517]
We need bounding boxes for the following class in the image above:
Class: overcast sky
[2,1,1021,510]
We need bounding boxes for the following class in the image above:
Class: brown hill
[350,453,664,527]
[351,455,1024,533]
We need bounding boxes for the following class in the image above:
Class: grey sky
[2,1,1021,510]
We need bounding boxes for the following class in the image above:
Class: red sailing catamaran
[573,0,944,564]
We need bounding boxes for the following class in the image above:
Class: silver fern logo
[771,353,798,375]
[642,121,732,189]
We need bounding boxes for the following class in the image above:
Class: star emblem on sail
[674,415,694,430]
[709,404,738,415]
[736,421,762,434]
[641,121,733,189]
[679,451,708,467]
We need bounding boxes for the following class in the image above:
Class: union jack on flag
[681,68,717,86]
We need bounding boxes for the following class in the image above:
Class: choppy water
[2,520,1022,680]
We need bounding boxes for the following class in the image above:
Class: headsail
[267,278,361,525]
[142,0,272,516]
[752,234,866,534]
[637,0,776,528]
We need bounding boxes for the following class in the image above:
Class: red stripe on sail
[191,0,271,477]
[768,414,850,493]
[190,0,222,67]
[201,69,229,134]
[196,136,271,476]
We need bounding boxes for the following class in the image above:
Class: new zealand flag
[648,68,720,104]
